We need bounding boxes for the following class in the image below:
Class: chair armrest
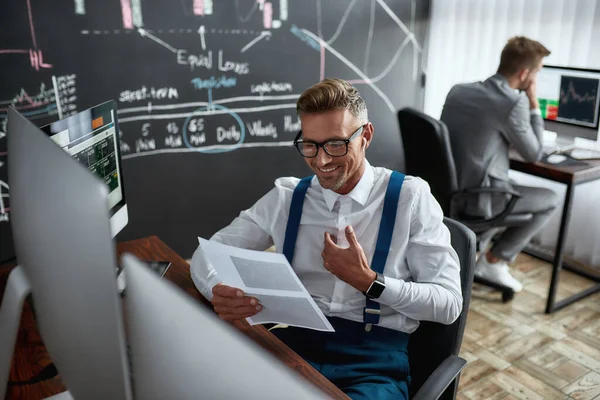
[449,187,521,225]
[412,355,467,400]
[459,186,521,197]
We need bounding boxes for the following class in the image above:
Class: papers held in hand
[198,238,334,332]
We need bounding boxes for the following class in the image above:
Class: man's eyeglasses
[293,124,366,158]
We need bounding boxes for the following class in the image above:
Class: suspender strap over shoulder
[282,171,405,330]
[364,171,405,327]
[282,176,313,264]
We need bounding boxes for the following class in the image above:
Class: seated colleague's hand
[211,284,262,322]
[322,225,377,292]
[526,77,539,110]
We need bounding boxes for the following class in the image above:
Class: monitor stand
[0,266,29,397]
[0,266,78,399]
[543,130,575,155]
[574,136,600,151]
[556,134,575,149]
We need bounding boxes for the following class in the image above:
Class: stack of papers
[198,238,334,332]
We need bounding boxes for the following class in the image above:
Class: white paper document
[198,238,334,332]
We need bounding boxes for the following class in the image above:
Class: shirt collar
[490,73,519,93]
[489,73,508,86]
[320,160,375,211]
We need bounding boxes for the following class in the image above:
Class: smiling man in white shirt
[191,78,462,399]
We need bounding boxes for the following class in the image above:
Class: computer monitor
[7,107,132,399]
[537,65,600,141]
[121,253,328,400]
[40,100,128,237]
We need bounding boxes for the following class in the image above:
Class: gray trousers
[490,184,560,262]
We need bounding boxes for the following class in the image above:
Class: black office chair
[409,217,475,400]
[397,107,534,302]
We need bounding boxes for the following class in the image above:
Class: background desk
[0,236,348,400]
[510,153,600,313]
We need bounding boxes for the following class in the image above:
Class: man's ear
[519,68,530,82]
[363,123,374,150]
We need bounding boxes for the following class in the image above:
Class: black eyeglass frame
[293,124,367,158]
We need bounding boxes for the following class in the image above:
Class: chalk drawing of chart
[117,92,301,159]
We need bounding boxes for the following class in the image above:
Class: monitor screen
[41,100,128,236]
[537,66,600,131]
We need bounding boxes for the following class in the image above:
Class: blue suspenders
[364,171,404,328]
[282,171,405,329]
[282,175,313,265]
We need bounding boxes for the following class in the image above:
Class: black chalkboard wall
[0,0,429,261]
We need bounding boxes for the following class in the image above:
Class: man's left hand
[322,225,377,292]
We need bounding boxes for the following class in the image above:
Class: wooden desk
[510,153,600,313]
[1,236,348,399]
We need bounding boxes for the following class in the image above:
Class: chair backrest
[408,217,476,400]
[397,108,459,214]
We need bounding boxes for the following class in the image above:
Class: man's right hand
[211,284,262,322]
[526,78,539,110]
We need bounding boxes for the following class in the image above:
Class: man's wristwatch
[363,272,386,299]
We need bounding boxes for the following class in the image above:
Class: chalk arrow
[198,25,206,50]
[138,28,178,53]
[240,31,271,53]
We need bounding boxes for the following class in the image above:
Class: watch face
[368,281,385,298]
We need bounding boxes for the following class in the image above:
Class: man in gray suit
[440,36,560,292]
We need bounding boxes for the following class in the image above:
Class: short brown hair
[296,78,368,122]
[497,36,551,76]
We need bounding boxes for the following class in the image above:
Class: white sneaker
[474,255,523,292]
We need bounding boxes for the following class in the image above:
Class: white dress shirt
[191,160,463,334]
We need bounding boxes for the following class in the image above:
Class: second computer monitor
[41,100,128,237]
[121,253,328,400]
[537,65,600,141]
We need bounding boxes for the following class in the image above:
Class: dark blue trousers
[272,317,410,399]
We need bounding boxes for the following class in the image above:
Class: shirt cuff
[191,268,222,301]
[206,276,223,300]
[530,108,542,116]
[376,276,407,307]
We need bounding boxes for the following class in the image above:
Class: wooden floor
[457,253,600,400]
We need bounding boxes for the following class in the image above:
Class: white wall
[424,0,600,118]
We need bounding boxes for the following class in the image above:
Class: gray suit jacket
[440,74,544,218]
